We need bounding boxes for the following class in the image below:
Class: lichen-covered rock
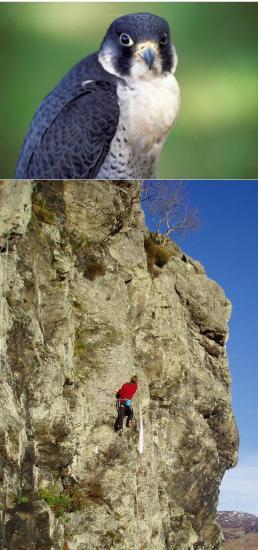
[0,180,238,549]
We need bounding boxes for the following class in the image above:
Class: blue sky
[142,180,258,514]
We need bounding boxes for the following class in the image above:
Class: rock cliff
[0,180,238,549]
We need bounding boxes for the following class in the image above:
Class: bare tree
[141,181,200,241]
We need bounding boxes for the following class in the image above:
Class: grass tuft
[38,479,106,519]
[17,495,29,504]
[144,235,173,275]
[32,203,56,224]
[38,486,72,517]
[74,337,87,359]
[84,260,106,280]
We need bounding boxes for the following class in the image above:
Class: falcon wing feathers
[26,82,119,179]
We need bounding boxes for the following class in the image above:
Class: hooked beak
[142,48,155,69]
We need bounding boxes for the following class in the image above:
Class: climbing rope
[138,404,144,455]
[137,386,144,455]
[135,383,145,548]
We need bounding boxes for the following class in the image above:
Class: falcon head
[99,12,178,81]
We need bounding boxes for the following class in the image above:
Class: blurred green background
[0,2,257,178]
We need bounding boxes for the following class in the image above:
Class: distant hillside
[218,511,258,549]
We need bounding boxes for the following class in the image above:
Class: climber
[114,375,138,434]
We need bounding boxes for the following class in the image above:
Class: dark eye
[160,34,168,46]
[119,33,134,47]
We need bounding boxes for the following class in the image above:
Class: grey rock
[0,181,238,549]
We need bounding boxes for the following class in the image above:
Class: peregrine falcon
[15,12,180,179]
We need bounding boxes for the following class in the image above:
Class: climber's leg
[114,405,125,432]
[126,407,134,427]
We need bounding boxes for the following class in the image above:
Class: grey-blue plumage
[16,55,119,179]
[15,13,180,180]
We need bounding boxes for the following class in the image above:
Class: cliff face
[0,180,238,550]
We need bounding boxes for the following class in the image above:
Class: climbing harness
[116,398,132,409]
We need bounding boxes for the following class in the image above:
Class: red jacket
[117,382,138,400]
